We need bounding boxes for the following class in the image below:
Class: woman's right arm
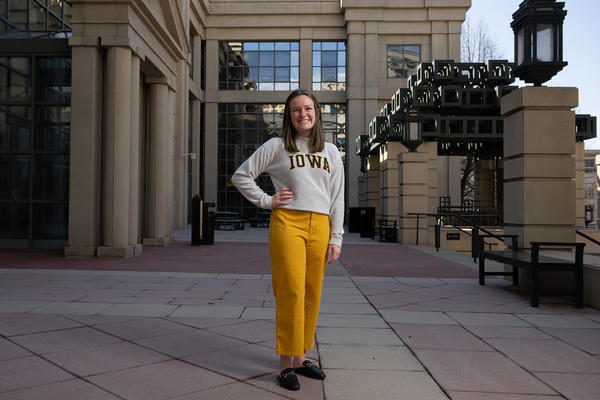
[231,139,278,209]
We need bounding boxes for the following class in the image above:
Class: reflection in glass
[275,68,289,82]
[34,106,70,152]
[259,51,274,66]
[312,41,346,91]
[37,57,71,102]
[275,51,290,66]
[259,42,274,51]
[33,203,68,239]
[0,155,30,200]
[0,57,31,102]
[0,106,30,151]
[387,45,421,78]
[0,203,29,238]
[220,41,298,90]
[30,3,47,31]
[34,155,69,201]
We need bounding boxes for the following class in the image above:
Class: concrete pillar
[128,53,142,255]
[97,46,134,257]
[502,87,578,248]
[397,147,429,245]
[144,80,173,246]
[300,37,312,90]
[366,154,380,219]
[65,46,103,257]
[173,60,189,229]
[425,142,438,240]
[204,39,219,205]
[191,98,201,196]
[575,142,585,228]
[379,142,404,226]
[475,159,496,209]
[204,102,218,204]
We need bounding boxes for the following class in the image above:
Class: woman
[232,88,344,391]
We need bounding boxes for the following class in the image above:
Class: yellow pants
[269,208,330,357]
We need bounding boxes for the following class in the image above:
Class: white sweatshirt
[231,136,345,247]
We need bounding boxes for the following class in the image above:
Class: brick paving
[0,228,599,399]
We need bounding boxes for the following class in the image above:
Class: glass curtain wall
[219,41,299,91]
[312,41,346,91]
[217,103,346,217]
[217,103,284,217]
[0,0,72,37]
[0,53,71,249]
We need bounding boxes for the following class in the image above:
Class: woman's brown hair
[282,88,325,153]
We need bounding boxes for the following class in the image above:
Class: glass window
[3,0,71,36]
[217,104,285,216]
[36,57,71,103]
[312,41,346,91]
[387,45,421,78]
[219,41,299,91]
[322,103,346,161]
[0,57,32,103]
[0,106,30,151]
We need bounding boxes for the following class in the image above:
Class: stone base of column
[64,246,97,258]
[143,236,174,246]
[133,243,143,256]
[97,245,136,258]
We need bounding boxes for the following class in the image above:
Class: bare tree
[459,17,503,206]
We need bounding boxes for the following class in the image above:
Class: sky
[466,0,600,148]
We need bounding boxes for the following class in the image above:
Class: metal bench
[478,235,585,308]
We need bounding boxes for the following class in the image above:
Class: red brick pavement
[1,241,476,278]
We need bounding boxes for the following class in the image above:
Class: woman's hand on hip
[271,187,294,208]
[327,244,341,264]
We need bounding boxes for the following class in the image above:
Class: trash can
[202,202,215,245]
[348,207,361,233]
[191,195,202,245]
[359,207,375,238]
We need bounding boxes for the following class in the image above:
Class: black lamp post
[511,0,567,86]
[400,110,423,151]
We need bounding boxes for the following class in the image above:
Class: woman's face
[289,94,316,137]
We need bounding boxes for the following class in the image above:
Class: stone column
[502,87,578,248]
[97,46,134,257]
[191,98,201,196]
[203,39,219,204]
[144,80,173,246]
[65,46,103,257]
[128,53,142,255]
[173,60,189,229]
[397,147,429,245]
[425,142,439,242]
[574,141,585,227]
[475,159,496,209]
[366,154,380,218]
[299,36,312,89]
[379,142,404,227]
[346,26,367,209]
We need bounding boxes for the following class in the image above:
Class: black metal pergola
[357,59,597,161]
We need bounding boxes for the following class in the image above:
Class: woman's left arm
[328,146,345,263]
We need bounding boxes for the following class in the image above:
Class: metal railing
[407,212,504,261]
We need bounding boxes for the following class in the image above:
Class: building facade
[0,0,470,255]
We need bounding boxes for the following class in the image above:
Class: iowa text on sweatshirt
[231,136,344,247]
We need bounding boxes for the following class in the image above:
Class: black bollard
[191,195,201,245]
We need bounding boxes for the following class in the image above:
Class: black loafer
[277,368,300,391]
[294,360,326,380]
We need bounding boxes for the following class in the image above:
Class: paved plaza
[1,228,599,399]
